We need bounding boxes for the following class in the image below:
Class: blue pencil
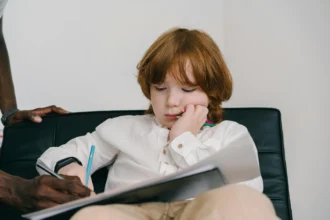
[85,145,95,186]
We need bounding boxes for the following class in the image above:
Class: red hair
[137,28,232,123]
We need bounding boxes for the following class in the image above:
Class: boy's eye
[155,86,166,91]
[182,88,196,92]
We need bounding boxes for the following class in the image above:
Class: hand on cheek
[169,104,208,141]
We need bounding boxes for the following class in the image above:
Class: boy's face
[150,61,209,129]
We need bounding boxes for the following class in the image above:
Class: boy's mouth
[165,109,185,119]
[165,114,179,118]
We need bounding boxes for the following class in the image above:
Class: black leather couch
[0,108,293,219]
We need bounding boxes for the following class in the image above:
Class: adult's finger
[34,200,60,211]
[61,175,95,195]
[32,105,66,116]
[61,175,83,184]
[40,176,91,197]
[35,185,81,205]
[12,110,42,123]
[62,174,94,191]
[27,111,42,122]
[50,105,70,114]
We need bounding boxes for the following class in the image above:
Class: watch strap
[54,157,82,173]
[1,108,19,126]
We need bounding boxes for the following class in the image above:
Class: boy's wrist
[58,162,81,174]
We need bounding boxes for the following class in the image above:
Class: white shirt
[0,0,7,18]
[37,114,263,192]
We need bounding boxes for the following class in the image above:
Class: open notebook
[23,138,260,220]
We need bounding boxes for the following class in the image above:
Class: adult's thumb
[30,114,42,123]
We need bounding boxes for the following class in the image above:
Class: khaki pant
[72,185,280,220]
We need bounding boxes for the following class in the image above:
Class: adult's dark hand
[7,174,91,213]
[6,105,69,125]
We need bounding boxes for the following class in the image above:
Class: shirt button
[178,144,183,149]
[163,149,167,154]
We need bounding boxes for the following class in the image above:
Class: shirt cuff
[168,132,202,166]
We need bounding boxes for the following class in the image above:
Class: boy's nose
[166,92,180,107]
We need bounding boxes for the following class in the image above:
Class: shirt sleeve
[0,0,8,18]
[168,131,215,166]
[167,121,263,192]
[37,122,119,175]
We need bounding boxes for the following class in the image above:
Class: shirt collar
[152,115,169,129]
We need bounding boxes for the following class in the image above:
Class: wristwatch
[54,157,82,173]
[1,108,19,126]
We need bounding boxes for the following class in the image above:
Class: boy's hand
[169,104,208,141]
[58,163,94,192]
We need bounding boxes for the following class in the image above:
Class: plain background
[1,1,329,219]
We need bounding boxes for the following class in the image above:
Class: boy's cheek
[183,93,208,107]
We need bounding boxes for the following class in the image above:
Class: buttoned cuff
[169,132,202,166]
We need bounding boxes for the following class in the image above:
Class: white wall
[3,0,224,113]
[223,1,330,219]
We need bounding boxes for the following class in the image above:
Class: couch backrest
[0,108,292,220]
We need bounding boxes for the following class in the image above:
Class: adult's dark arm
[0,16,17,115]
